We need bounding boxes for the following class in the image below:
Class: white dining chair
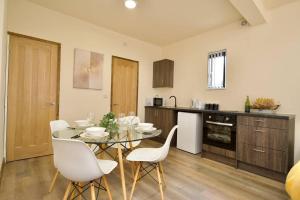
[50,120,70,133]
[49,120,70,193]
[49,120,99,193]
[52,138,118,200]
[126,125,178,200]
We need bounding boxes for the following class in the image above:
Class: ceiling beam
[229,0,268,25]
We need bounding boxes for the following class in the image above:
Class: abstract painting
[73,48,104,90]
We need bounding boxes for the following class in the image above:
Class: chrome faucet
[169,96,177,107]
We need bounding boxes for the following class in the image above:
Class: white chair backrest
[156,125,178,162]
[52,138,104,182]
[50,120,69,133]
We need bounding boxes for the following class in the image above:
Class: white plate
[135,127,157,133]
[80,132,109,139]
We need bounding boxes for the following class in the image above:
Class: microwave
[153,97,163,106]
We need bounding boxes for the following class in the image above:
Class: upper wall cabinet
[153,59,174,88]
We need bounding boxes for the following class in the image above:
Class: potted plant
[99,112,119,135]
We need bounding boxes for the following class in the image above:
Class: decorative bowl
[138,123,153,129]
[86,127,106,135]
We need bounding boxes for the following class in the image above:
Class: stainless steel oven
[203,112,237,151]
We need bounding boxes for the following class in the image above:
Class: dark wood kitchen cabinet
[237,116,295,181]
[145,107,177,146]
[153,59,174,88]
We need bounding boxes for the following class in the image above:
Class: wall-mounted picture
[73,48,104,90]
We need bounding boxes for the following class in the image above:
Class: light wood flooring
[0,140,288,200]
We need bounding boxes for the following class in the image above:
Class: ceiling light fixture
[124,0,137,9]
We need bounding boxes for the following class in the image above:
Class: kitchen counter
[145,106,295,119]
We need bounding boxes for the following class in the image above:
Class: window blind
[208,50,226,89]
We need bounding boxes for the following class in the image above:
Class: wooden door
[7,34,60,161]
[111,56,138,116]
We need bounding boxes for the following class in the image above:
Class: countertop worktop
[145,106,295,120]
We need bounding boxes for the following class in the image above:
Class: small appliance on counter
[145,96,164,107]
[153,96,163,107]
[191,99,205,109]
[145,98,154,106]
[204,103,219,110]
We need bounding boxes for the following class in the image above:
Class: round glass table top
[52,126,161,144]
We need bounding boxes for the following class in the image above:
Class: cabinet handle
[255,120,264,122]
[253,148,265,153]
[255,129,264,133]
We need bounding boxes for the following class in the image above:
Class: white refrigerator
[177,112,202,154]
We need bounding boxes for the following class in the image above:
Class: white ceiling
[27,0,298,46]
[262,0,299,9]
[27,0,242,46]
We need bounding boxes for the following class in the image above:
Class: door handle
[253,148,265,153]
[113,103,119,106]
[48,102,56,106]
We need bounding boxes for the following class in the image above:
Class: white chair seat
[98,159,118,174]
[127,147,162,162]
[126,125,178,200]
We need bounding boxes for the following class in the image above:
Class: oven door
[203,121,236,151]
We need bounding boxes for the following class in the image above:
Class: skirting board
[237,161,286,182]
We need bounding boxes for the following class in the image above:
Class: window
[208,49,226,89]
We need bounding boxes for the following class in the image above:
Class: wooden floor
[0,140,288,200]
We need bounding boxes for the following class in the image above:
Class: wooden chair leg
[159,162,166,186]
[117,144,127,200]
[130,162,136,180]
[129,162,141,200]
[78,183,82,200]
[103,176,113,200]
[70,183,76,199]
[156,165,164,200]
[49,169,59,192]
[63,181,72,200]
[90,182,96,200]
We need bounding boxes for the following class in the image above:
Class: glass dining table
[52,126,161,200]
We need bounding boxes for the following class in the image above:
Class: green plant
[99,112,119,133]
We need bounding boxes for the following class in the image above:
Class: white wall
[6,0,300,164]
[160,2,300,162]
[0,0,7,169]
[7,0,161,124]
